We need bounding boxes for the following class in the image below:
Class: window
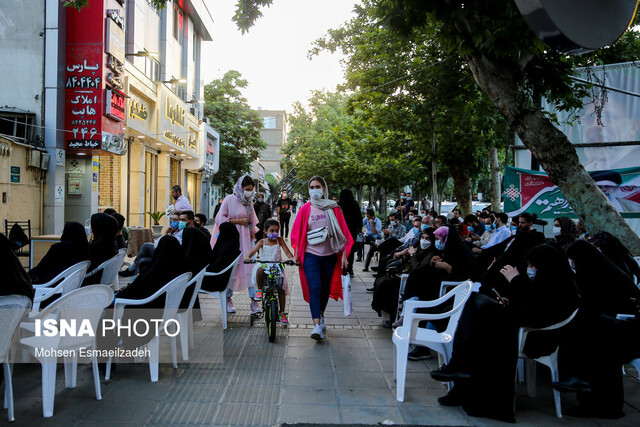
[262,117,276,129]
[173,0,184,45]
[0,112,35,142]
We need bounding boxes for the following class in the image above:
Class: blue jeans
[303,252,337,320]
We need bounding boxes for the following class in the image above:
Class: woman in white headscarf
[291,176,354,340]
[210,175,260,314]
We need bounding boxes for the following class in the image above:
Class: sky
[202,0,360,112]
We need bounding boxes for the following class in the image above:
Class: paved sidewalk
[5,256,640,426]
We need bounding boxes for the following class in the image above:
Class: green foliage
[284,90,413,195]
[146,211,165,225]
[203,70,265,194]
[310,0,506,206]
[233,0,274,34]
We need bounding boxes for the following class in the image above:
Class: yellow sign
[188,131,198,151]
[165,97,184,127]
[163,131,185,148]
[128,97,148,121]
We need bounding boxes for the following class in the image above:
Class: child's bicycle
[244,259,296,342]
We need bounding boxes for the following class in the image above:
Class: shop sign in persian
[166,98,185,127]
[102,132,127,155]
[163,131,185,148]
[105,89,126,122]
[106,17,125,63]
[128,96,149,121]
[188,130,198,151]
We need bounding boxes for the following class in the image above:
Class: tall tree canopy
[203,70,265,194]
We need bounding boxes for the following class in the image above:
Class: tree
[203,70,265,194]
[311,1,506,215]
[371,0,640,253]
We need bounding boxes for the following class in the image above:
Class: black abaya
[83,213,118,286]
[201,222,241,292]
[0,234,34,300]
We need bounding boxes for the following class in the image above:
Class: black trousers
[279,214,291,238]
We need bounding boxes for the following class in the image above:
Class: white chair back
[185,267,208,311]
[32,260,91,289]
[33,285,114,350]
[442,281,474,338]
[0,295,31,362]
[98,249,127,289]
[395,274,409,322]
[518,308,579,355]
[31,268,87,316]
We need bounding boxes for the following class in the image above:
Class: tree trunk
[451,166,472,217]
[488,144,501,212]
[466,54,640,255]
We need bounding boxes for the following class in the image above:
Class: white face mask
[309,188,323,200]
[390,220,396,226]
[420,240,432,250]
[552,226,562,236]
[243,190,253,199]
[527,267,537,279]
[408,215,414,221]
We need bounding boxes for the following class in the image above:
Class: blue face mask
[435,240,445,251]
[491,223,496,230]
[171,221,179,229]
[510,226,517,232]
[421,224,429,231]
[467,226,474,232]
[527,267,537,279]
[178,221,187,230]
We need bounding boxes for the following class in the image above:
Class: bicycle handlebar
[244,259,298,266]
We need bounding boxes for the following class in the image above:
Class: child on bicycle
[245,219,294,325]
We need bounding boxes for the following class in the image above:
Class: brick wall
[98,155,120,212]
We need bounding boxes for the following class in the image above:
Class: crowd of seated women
[370,209,640,422]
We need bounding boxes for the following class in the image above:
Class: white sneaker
[226,298,236,313]
[320,316,326,331]
[310,324,324,341]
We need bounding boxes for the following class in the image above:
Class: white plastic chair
[618,314,640,380]
[394,274,409,323]
[85,249,127,290]
[392,281,473,401]
[517,308,579,419]
[31,265,89,316]
[20,285,114,418]
[176,266,207,361]
[105,272,192,382]
[198,253,243,330]
[0,295,31,422]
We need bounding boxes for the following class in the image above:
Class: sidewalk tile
[281,384,338,405]
[278,403,341,424]
[340,405,404,425]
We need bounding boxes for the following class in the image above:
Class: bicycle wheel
[267,298,278,342]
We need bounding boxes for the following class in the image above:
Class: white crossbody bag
[307,226,329,245]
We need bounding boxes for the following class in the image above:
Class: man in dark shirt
[254,193,271,241]
[277,190,293,239]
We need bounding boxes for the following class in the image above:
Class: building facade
[0,0,217,235]
[252,109,287,180]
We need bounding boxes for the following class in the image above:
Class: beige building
[252,110,287,180]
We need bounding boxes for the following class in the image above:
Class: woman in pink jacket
[291,176,354,340]
[210,175,260,314]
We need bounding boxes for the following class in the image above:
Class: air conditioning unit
[40,153,50,171]
[28,150,41,168]
[204,117,211,126]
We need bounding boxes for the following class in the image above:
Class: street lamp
[161,78,187,84]
[125,49,159,58]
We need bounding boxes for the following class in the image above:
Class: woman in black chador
[117,235,187,348]
[435,244,579,423]
[201,222,241,293]
[337,189,362,276]
[29,221,89,285]
[555,240,640,419]
[180,228,212,319]
[83,213,118,286]
[0,234,34,300]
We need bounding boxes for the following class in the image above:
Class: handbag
[342,274,352,316]
[355,232,364,244]
[307,226,328,245]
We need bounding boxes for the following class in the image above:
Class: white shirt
[399,227,419,244]
[174,194,193,212]
[482,225,511,250]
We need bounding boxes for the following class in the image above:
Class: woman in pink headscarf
[210,175,260,314]
[290,176,353,341]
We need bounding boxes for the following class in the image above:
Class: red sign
[106,90,125,122]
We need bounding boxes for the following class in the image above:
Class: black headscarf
[511,244,579,328]
[0,234,34,300]
[180,227,213,310]
[202,222,240,292]
[338,189,362,240]
[567,240,640,317]
[117,235,186,305]
[589,231,640,284]
[29,221,89,285]
[111,213,126,250]
[84,213,119,286]
[441,226,472,280]
[553,216,579,252]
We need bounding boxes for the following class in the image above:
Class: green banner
[503,166,640,219]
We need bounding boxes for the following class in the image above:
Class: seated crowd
[367,208,640,422]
